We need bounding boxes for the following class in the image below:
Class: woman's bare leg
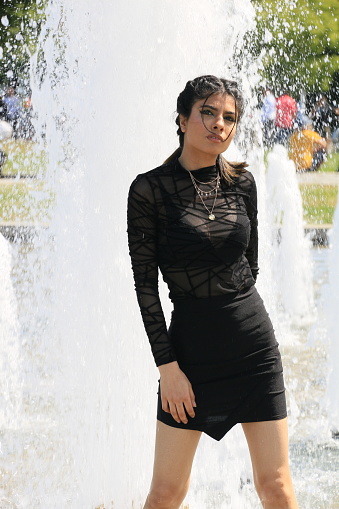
[144,420,202,509]
[242,418,298,509]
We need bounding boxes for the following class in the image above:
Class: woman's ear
[179,114,187,133]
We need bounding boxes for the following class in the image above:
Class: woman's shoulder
[230,169,257,209]
[139,161,175,179]
[129,161,175,198]
[227,162,256,193]
[237,168,256,184]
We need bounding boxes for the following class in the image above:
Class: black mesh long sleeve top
[127,159,259,367]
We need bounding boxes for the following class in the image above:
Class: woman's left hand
[158,361,197,424]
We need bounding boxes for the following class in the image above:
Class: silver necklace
[188,170,220,220]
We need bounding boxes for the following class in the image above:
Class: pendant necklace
[188,169,220,220]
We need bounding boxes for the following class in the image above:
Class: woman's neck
[178,148,217,171]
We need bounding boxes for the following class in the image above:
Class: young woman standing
[128,75,298,509]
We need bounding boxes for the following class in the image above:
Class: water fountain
[266,145,314,327]
[0,235,20,428]
[0,0,338,507]
[326,203,339,434]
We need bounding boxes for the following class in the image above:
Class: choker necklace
[188,169,220,220]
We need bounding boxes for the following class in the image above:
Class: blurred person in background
[311,94,333,139]
[0,88,13,173]
[0,90,5,118]
[3,86,22,137]
[330,106,339,164]
[288,117,327,172]
[274,93,298,146]
[21,94,35,140]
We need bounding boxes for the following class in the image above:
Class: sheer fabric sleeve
[127,175,177,367]
[244,175,259,281]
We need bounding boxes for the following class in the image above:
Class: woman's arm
[244,175,259,281]
[127,175,176,366]
[127,174,196,423]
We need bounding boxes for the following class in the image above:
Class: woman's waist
[161,263,255,302]
[171,283,256,312]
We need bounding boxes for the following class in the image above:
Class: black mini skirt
[157,285,287,441]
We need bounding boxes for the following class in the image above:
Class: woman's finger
[168,401,181,423]
[184,397,195,419]
[161,398,171,413]
[189,386,197,408]
[175,402,189,424]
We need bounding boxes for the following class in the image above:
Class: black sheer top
[127,159,259,366]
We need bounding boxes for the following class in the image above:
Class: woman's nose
[213,116,224,130]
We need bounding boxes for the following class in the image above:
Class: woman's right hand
[158,361,197,424]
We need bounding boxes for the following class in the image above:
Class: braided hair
[164,75,247,182]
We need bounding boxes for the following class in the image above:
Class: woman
[127,76,298,508]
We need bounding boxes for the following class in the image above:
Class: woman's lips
[207,134,224,142]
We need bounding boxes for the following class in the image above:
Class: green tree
[247,0,339,97]
[0,0,46,90]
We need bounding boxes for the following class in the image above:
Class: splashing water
[266,144,314,327]
[0,235,20,428]
[326,203,339,433]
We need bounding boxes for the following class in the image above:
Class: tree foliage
[0,0,46,89]
[247,0,339,99]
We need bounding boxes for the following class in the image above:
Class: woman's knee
[146,481,188,509]
[255,472,295,506]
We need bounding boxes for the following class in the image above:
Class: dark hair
[164,75,247,181]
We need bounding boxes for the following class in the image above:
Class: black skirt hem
[157,411,288,442]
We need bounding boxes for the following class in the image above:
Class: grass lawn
[0,140,51,224]
[264,147,339,225]
[318,151,339,173]
[0,180,53,223]
[299,152,339,225]
[0,139,47,177]
[299,184,338,225]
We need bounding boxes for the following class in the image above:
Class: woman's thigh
[242,419,299,508]
[241,418,291,480]
[150,420,202,491]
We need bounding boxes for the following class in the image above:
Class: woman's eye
[224,116,236,122]
[200,109,213,116]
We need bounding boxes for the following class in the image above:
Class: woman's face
[179,93,237,158]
